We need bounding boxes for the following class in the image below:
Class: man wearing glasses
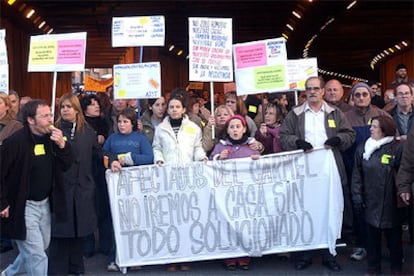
[342,83,392,262]
[280,76,355,272]
[0,100,73,276]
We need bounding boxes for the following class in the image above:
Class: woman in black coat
[352,115,404,275]
[48,93,100,275]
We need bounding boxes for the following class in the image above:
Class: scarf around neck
[363,136,394,160]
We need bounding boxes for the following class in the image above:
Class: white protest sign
[287,58,318,91]
[106,148,343,268]
[113,62,161,99]
[0,29,8,93]
[189,17,233,82]
[233,38,288,95]
[112,16,165,47]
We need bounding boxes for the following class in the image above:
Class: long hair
[55,93,87,133]
[0,92,16,121]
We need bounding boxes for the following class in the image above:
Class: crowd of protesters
[0,64,413,275]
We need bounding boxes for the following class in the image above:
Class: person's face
[202,91,209,101]
[370,84,378,97]
[298,91,307,105]
[168,99,185,119]
[305,78,324,105]
[227,118,246,140]
[85,99,101,117]
[150,97,166,120]
[370,119,384,140]
[113,99,128,112]
[8,94,19,114]
[29,105,53,135]
[396,68,407,79]
[264,106,277,126]
[384,90,395,104]
[117,114,133,134]
[353,87,371,108]
[0,98,8,119]
[324,80,344,104]
[280,94,288,107]
[192,102,200,114]
[60,100,78,123]
[225,96,237,112]
[128,99,138,109]
[215,107,231,126]
[395,84,413,108]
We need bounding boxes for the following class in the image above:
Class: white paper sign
[189,17,233,82]
[27,32,87,72]
[112,16,165,47]
[0,29,8,93]
[287,58,318,91]
[106,149,343,268]
[233,38,288,95]
[113,62,161,99]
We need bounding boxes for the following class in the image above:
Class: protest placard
[287,58,318,90]
[113,62,161,99]
[112,16,165,47]
[27,32,87,72]
[106,148,343,268]
[189,17,233,82]
[233,38,289,95]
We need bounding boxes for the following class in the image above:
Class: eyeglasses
[354,92,370,98]
[36,113,53,119]
[305,87,321,92]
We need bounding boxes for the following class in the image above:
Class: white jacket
[153,115,206,165]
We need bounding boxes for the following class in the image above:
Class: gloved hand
[295,139,313,151]
[353,202,365,215]
[324,136,341,147]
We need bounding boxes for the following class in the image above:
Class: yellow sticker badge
[248,105,257,113]
[34,144,46,156]
[381,154,391,164]
[328,119,336,128]
[184,126,196,135]
[368,118,372,125]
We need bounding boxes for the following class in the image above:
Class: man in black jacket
[0,100,73,276]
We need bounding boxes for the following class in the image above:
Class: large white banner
[112,16,165,47]
[113,62,161,99]
[189,17,233,82]
[106,149,343,268]
[233,38,288,95]
[0,29,8,93]
[27,32,87,72]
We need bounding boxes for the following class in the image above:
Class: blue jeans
[4,198,51,276]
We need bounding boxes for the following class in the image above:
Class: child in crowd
[209,114,261,270]
[254,103,284,154]
[103,108,154,272]
[152,93,207,271]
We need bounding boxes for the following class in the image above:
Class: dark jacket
[390,105,414,136]
[0,125,73,240]
[51,121,99,238]
[351,140,402,228]
[397,125,414,195]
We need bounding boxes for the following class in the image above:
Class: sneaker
[350,248,367,261]
[107,262,119,272]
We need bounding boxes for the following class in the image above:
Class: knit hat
[226,114,247,127]
[395,63,407,71]
[351,82,372,96]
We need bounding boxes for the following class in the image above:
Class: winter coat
[0,125,73,240]
[0,118,23,144]
[210,137,260,160]
[352,140,402,228]
[397,125,414,195]
[52,121,100,238]
[390,105,414,136]
[254,125,282,154]
[280,101,355,187]
[153,115,206,164]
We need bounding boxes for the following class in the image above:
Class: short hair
[394,82,413,96]
[305,76,325,89]
[20,99,48,125]
[224,91,248,116]
[372,115,396,137]
[168,93,187,109]
[117,107,138,131]
[8,90,19,100]
[80,94,101,113]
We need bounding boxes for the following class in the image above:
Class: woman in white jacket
[153,94,207,166]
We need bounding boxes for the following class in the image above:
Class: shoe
[107,262,119,272]
[277,253,290,261]
[322,260,341,272]
[0,245,13,254]
[180,264,191,271]
[350,247,367,261]
[225,261,236,271]
[167,264,177,272]
[238,262,249,271]
[294,260,311,270]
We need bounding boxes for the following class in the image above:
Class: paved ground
[1,231,412,275]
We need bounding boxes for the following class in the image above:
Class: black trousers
[48,237,84,275]
[296,248,336,262]
[365,223,402,273]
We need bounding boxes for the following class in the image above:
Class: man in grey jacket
[280,76,355,272]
